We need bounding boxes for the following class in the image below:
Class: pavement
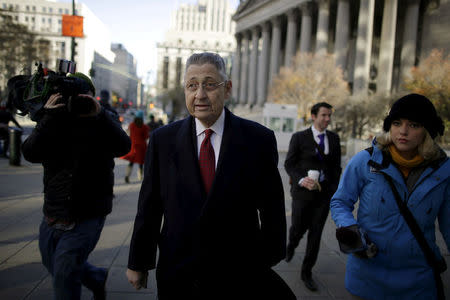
[0,148,448,299]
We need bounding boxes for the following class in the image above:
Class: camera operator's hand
[75,94,101,118]
[44,93,66,110]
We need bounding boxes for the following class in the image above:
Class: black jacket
[22,109,131,221]
[285,127,342,198]
[128,109,287,289]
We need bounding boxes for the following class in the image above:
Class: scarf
[388,144,424,178]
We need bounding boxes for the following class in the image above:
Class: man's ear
[224,80,232,99]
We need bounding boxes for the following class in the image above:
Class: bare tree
[333,93,394,140]
[0,9,50,96]
[268,53,350,121]
[403,49,449,145]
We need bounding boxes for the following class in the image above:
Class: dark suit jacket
[128,108,287,290]
[284,127,341,200]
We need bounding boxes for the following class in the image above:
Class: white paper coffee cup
[308,170,320,181]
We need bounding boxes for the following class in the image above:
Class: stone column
[232,33,242,104]
[299,2,313,53]
[248,27,259,105]
[269,16,282,85]
[257,21,271,106]
[316,0,330,55]
[400,0,420,82]
[284,9,298,67]
[334,0,350,70]
[377,0,398,95]
[239,31,250,104]
[353,0,375,95]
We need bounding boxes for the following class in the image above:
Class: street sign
[62,15,84,37]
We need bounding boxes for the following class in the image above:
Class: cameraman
[22,73,131,300]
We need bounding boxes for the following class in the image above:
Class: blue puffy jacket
[331,141,449,300]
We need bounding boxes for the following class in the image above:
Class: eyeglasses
[185,81,226,92]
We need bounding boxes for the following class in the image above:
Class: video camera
[7,59,96,121]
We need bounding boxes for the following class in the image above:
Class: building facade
[1,0,115,97]
[156,0,236,97]
[232,0,450,121]
[110,43,140,108]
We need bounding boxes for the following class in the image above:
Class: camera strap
[382,173,446,300]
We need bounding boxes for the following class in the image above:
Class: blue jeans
[39,217,107,300]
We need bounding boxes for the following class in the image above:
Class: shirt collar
[311,125,326,138]
[195,108,225,137]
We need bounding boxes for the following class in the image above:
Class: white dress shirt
[195,109,225,169]
[298,125,329,186]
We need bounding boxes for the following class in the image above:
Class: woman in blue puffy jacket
[330,94,449,299]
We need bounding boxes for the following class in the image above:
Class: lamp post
[71,0,75,62]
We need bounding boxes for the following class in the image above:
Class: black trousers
[288,188,332,276]
[157,267,296,300]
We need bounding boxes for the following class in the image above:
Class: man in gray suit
[285,102,342,291]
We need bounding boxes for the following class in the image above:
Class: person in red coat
[122,110,149,183]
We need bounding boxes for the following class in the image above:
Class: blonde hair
[376,130,441,161]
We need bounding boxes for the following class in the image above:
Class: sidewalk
[0,154,448,299]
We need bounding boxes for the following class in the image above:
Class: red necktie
[199,129,215,194]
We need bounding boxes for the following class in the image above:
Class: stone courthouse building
[231,0,450,120]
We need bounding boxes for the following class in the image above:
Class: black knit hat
[383,93,444,138]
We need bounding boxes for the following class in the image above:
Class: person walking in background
[0,101,22,157]
[126,52,294,300]
[284,102,342,291]
[121,110,149,183]
[331,94,449,300]
[99,90,119,119]
[20,72,131,300]
[146,114,160,134]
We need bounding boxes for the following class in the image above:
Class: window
[282,118,294,133]
[48,18,52,24]
[2,4,6,9]
[65,9,69,14]
[162,57,169,89]
[269,117,281,132]
[176,57,182,85]
[26,5,29,11]
[49,7,52,13]
[58,19,61,24]
[42,17,45,23]
[25,16,29,22]
[32,6,36,11]
[31,17,35,22]
[59,8,62,14]
[42,7,46,13]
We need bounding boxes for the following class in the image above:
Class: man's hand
[300,177,318,191]
[44,93,66,110]
[126,268,148,290]
[76,94,101,117]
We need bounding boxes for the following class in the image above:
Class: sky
[60,0,239,84]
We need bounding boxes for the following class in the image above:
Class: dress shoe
[285,245,295,262]
[301,274,318,291]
